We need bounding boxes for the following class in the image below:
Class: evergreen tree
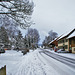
[0,26,9,46]
[16,30,23,49]
[24,36,28,48]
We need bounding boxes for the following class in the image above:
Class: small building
[58,28,75,53]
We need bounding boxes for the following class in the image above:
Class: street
[0,49,75,75]
[40,49,75,69]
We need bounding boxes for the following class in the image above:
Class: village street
[0,0,75,75]
[0,49,75,75]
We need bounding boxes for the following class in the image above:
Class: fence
[0,65,6,75]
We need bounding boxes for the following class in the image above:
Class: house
[48,38,58,49]
[58,28,75,53]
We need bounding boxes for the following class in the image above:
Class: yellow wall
[58,43,63,46]
[65,42,68,45]
[72,47,75,53]
[58,38,69,51]
[65,49,68,51]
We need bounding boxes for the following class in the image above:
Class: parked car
[50,48,53,50]
[57,49,69,53]
[0,49,5,53]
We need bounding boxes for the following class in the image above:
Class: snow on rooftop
[67,31,75,39]
[58,28,75,40]
[49,38,57,44]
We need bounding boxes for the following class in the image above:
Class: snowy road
[0,49,75,75]
[41,50,75,69]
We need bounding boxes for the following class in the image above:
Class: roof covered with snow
[67,31,75,39]
[49,38,57,44]
[58,28,75,40]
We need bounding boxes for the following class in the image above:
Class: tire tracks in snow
[38,51,75,75]
[43,51,75,69]
[37,52,60,75]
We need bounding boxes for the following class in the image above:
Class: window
[63,40,64,43]
[74,48,75,51]
[64,45,68,49]
[66,39,68,42]
[69,40,71,45]
[58,46,63,49]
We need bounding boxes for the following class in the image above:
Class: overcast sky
[21,0,75,44]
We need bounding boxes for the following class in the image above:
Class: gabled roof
[58,28,75,40]
[48,35,62,45]
[67,31,75,39]
[48,38,57,45]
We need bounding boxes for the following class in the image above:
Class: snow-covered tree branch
[0,0,34,28]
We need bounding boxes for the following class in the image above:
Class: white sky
[21,0,75,44]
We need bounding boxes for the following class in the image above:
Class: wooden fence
[0,65,6,75]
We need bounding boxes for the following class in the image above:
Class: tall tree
[0,26,9,46]
[48,30,58,40]
[26,28,40,49]
[16,30,24,49]
[24,35,28,48]
[0,0,34,28]
[42,30,58,48]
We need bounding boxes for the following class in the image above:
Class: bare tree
[48,30,58,40]
[0,0,34,28]
[26,28,40,49]
[27,28,40,43]
[42,30,58,48]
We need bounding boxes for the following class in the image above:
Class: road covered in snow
[41,49,75,69]
[0,49,75,75]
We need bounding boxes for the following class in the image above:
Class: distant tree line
[42,30,58,48]
[0,0,39,50]
[0,23,40,50]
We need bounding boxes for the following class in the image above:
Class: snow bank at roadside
[0,50,23,75]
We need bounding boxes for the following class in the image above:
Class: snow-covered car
[0,49,5,53]
[57,49,69,53]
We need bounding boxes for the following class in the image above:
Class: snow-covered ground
[0,50,23,75]
[0,49,75,75]
[45,49,75,59]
